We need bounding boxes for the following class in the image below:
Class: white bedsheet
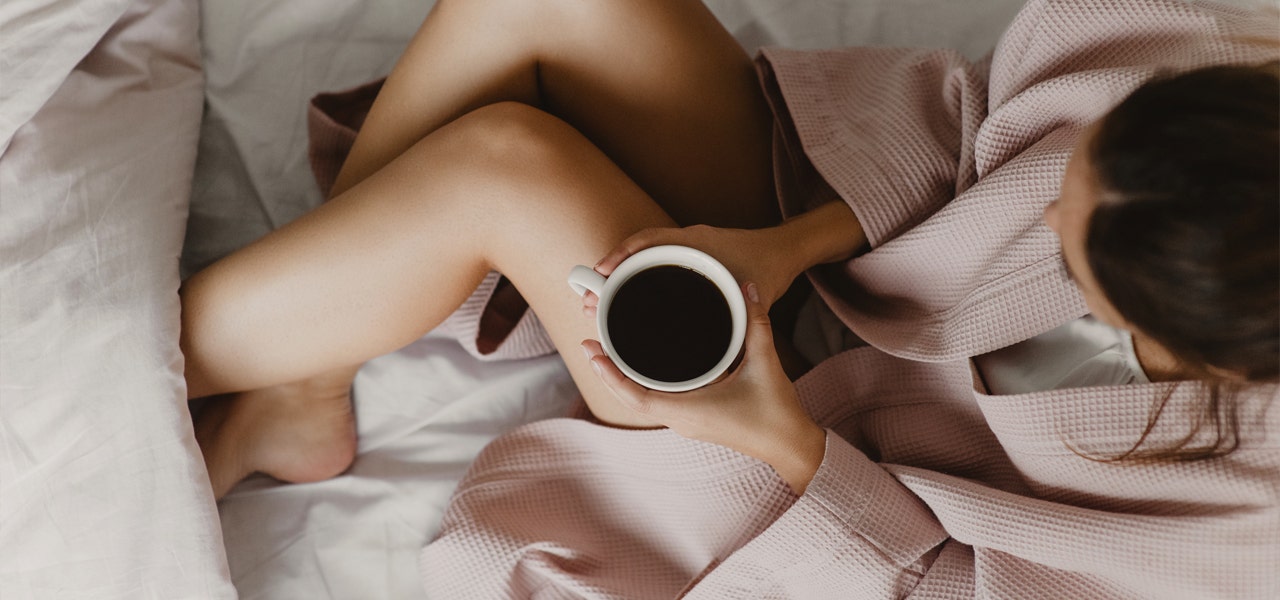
[191,1,1031,598]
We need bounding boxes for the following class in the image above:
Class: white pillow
[0,0,235,597]
[0,0,131,153]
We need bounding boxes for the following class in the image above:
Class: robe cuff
[800,430,949,569]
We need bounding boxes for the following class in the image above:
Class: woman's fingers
[593,228,676,276]
[742,282,774,351]
[734,281,788,383]
[581,339,673,418]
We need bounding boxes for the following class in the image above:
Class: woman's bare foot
[194,365,361,500]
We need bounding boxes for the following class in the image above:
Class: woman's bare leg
[189,0,780,497]
[332,0,777,228]
[187,104,682,497]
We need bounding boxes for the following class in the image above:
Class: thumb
[742,282,775,355]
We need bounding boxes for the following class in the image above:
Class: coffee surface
[607,265,732,383]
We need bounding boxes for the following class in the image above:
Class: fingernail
[580,343,594,361]
[747,283,760,303]
[590,358,603,377]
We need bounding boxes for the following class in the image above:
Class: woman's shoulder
[989,0,1279,110]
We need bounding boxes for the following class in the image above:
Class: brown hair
[1083,61,1279,461]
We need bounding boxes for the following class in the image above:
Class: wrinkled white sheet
[191,1,1032,598]
[0,0,233,598]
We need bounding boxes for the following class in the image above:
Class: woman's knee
[432,0,696,54]
[438,101,612,198]
[431,101,671,256]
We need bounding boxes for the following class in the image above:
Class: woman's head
[1044,61,1279,460]
[1046,61,1279,383]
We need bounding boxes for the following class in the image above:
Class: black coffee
[607,265,733,383]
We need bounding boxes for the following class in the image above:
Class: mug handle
[567,265,606,297]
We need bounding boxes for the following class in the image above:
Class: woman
[184,0,1279,596]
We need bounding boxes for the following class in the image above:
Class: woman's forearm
[757,418,828,495]
[773,201,868,276]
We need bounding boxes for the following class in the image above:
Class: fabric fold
[0,0,132,154]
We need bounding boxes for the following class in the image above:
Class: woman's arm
[770,200,869,274]
[591,201,868,312]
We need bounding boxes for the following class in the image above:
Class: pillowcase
[0,0,236,597]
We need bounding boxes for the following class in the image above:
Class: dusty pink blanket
[411,0,1279,598]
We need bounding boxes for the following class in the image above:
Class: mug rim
[595,245,747,393]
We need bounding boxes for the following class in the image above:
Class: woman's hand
[584,202,868,318]
[587,225,803,316]
[581,282,827,494]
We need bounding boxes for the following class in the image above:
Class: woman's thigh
[459,103,680,426]
[183,102,674,425]
[533,0,778,228]
[349,0,778,229]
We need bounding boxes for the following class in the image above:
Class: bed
[10,0,1257,598]
[194,4,1028,598]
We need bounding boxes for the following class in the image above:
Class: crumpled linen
[0,0,235,598]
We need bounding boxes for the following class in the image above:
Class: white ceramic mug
[568,245,747,392]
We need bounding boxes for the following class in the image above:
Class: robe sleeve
[757,39,1086,362]
[685,431,1280,599]
[683,432,948,598]
[755,0,1280,362]
[757,45,987,249]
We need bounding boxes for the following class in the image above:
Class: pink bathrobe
[405,0,1280,597]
